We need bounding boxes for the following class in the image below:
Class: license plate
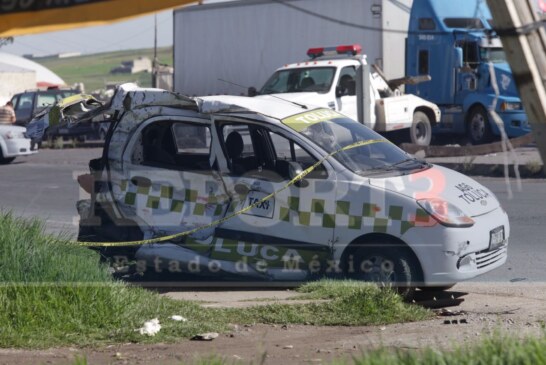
[489,226,505,250]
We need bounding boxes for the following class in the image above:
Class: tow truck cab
[253,44,441,146]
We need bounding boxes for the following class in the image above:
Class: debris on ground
[170,315,187,322]
[136,318,161,336]
[191,332,219,341]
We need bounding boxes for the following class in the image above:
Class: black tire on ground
[418,284,456,292]
[346,244,422,299]
[0,148,15,164]
[410,111,432,146]
[467,105,494,145]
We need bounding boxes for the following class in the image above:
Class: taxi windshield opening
[294,116,425,175]
[260,67,335,94]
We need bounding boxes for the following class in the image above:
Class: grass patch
[218,280,430,326]
[34,47,173,92]
[0,213,429,347]
[341,334,546,365]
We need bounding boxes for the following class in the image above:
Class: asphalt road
[0,148,544,283]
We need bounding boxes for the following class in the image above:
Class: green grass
[33,47,173,92]
[343,334,546,365]
[225,280,429,326]
[0,212,429,347]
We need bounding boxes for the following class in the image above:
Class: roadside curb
[432,162,545,178]
[400,134,544,178]
[400,133,534,157]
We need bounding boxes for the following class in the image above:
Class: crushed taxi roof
[109,83,312,122]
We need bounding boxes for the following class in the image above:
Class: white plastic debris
[191,332,219,341]
[137,318,161,336]
[171,315,187,322]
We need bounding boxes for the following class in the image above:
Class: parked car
[0,124,36,164]
[77,84,509,295]
[10,87,79,126]
[25,94,107,149]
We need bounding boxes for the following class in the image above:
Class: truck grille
[475,246,507,269]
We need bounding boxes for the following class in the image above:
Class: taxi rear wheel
[348,245,420,299]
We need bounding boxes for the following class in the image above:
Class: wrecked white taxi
[78,84,508,292]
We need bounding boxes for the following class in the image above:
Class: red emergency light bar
[307,44,362,59]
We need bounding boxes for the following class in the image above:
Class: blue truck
[406,0,531,144]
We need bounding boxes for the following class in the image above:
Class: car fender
[0,136,7,156]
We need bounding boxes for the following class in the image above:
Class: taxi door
[212,120,336,279]
[114,119,230,254]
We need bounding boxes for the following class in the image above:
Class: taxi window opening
[297,117,426,175]
[137,121,212,171]
[219,123,326,181]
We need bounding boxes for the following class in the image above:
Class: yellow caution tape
[77,139,387,247]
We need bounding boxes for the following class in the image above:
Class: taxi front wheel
[348,245,420,299]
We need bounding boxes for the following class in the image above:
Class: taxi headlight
[417,198,474,228]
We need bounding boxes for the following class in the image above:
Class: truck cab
[253,44,441,146]
[406,0,531,144]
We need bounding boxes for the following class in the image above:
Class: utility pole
[152,14,158,88]
[486,0,546,173]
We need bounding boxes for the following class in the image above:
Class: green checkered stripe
[118,179,228,216]
[279,197,428,235]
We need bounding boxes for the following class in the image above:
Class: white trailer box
[174,0,412,96]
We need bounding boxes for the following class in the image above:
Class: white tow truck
[251,44,441,146]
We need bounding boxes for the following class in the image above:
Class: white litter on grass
[136,318,161,336]
[171,315,187,322]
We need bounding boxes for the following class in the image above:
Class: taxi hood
[369,165,500,217]
[255,92,326,107]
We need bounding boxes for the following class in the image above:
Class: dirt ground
[1,282,545,365]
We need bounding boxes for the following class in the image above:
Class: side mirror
[248,87,257,97]
[288,161,309,188]
[335,86,344,98]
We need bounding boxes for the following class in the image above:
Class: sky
[1,9,174,56]
[1,0,237,57]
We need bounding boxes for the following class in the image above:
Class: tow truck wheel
[348,245,419,299]
[0,149,15,164]
[467,106,493,145]
[410,111,432,146]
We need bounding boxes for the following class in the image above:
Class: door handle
[131,176,152,188]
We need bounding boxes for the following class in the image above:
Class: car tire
[347,244,421,299]
[0,148,15,164]
[410,111,432,146]
[467,106,493,145]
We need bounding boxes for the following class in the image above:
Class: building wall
[0,71,36,104]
